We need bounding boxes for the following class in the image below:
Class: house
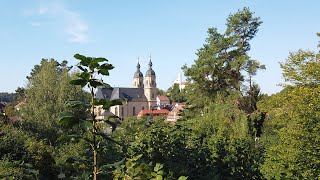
[94,59,158,120]
[166,102,185,122]
[156,95,170,108]
[172,73,189,90]
[14,99,26,111]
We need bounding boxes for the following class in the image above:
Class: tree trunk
[91,88,98,180]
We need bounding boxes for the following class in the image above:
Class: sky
[1,0,320,94]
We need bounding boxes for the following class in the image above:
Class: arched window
[133,106,136,116]
[142,106,144,110]
[115,107,118,116]
[135,82,136,86]
[152,93,154,99]
[121,106,124,116]
[146,80,149,85]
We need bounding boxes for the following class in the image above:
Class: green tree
[182,7,262,112]
[15,87,25,102]
[167,84,186,103]
[0,92,15,102]
[156,88,166,96]
[59,54,123,180]
[259,34,320,179]
[20,59,87,143]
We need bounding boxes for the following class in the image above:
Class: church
[94,59,158,120]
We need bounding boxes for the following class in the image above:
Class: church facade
[94,60,157,120]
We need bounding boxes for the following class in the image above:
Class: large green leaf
[59,112,78,127]
[94,98,107,106]
[70,79,87,87]
[79,72,90,81]
[93,57,108,63]
[100,63,114,71]
[98,68,110,76]
[97,63,114,75]
[178,176,188,180]
[74,54,91,66]
[99,158,125,170]
[77,65,88,72]
[103,99,123,109]
[89,79,104,88]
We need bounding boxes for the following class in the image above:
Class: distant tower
[144,57,157,109]
[133,60,144,88]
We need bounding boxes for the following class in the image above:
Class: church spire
[145,54,155,77]
[134,58,143,77]
[148,54,153,68]
[136,57,141,71]
[133,57,144,88]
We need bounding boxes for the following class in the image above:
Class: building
[95,59,158,120]
[166,102,185,122]
[156,95,170,107]
[172,73,189,90]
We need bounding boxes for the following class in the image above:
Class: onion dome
[134,62,143,78]
[145,59,155,77]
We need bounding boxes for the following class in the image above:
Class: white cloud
[28,2,89,43]
[64,11,89,43]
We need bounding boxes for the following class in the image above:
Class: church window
[133,106,136,116]
[115,107,118,116]
[135,82,136,86]
[152,93,154,98]
[121,106,124,116]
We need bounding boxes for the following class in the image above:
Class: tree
[59,54,123,180]
[182,7,262,111]
[280,49,320,85]
[20,59,87,143]
[259,34,320,179]
[0,92,15,102]
[156,88,166,96]
[167,84,186,103]
[15,87,25,102]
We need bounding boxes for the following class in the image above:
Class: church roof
[134,62,143,78]
[157,96,170,101]
[145,69,155,76]
[95,87,148,102]
[145,59,156,77]
[134,71,143,78]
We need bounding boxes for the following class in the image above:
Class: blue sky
[1,0,320,94]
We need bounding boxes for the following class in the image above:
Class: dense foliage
[0,92,15,102]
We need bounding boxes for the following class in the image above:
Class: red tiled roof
[14,101,26,109]
[137,109,170,117]
[157,96,170,101]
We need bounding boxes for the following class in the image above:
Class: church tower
[144,58,157,109]
[133,61,144,88]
